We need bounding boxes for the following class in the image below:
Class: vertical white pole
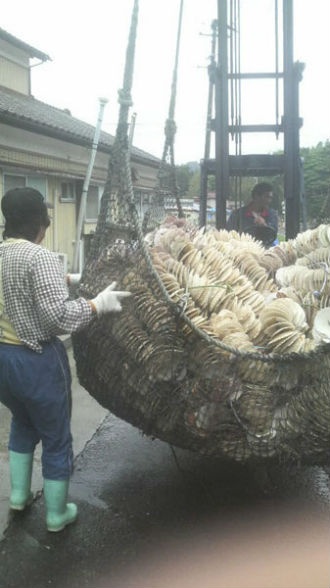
[73,97,108,272]
[128,111,137,147]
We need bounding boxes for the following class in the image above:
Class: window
[1,174,47,226]
[86,185,100,221]
[3,174,26,193]
[28,177,47,196]
[60,182,76,202]
[3,174,47,198]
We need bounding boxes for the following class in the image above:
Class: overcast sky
[2,0,330,163]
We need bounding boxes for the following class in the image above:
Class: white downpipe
[73,97,108,272]
[128,111,137,147]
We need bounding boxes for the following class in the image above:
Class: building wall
[0,168,92,271]
[132,161,160,191]
[0,39,29,94]
[0,124,158,189]
[0,30,160,272]
[0,124,109,179]
[0,126,159,271]
[47,177,77,268]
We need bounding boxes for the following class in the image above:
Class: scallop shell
[146,220,330,362]
[312,307,330,343]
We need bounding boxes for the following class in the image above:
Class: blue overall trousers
[0,337,73,480]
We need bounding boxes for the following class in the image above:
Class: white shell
[312,307,330,343]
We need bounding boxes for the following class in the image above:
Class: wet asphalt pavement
[1,407,330,588]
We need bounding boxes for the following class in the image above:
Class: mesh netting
[72,228,330,464]
[72,0,330,465]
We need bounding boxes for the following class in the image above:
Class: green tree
[187,170,201,198]
[302,141,330,225]
[175,164,194,197]
[176,143,330,230]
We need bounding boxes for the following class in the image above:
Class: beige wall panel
[134,161,158,190]
[51,192,77,271]
[42,224,53,252]
[0,125,106,178]
[0,56,29,94]
[0,125,159,185]
[0,39,30,66]
[56,203,76,271]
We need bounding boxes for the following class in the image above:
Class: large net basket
[72,218,330,465]
[72,0,330,465]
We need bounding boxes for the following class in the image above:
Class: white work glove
[67,273,82,287]
[90,281,131,315]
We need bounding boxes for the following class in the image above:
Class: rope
[154,0,184,220]
[88,0,139,259]
[121,142,330,364]
[89,0,330,367]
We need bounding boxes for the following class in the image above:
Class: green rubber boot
[43,479,78,532]
[9,450,34,511]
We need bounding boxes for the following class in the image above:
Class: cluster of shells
[75,219,330,463]
[145,219,330,357]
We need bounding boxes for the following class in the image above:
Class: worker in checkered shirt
[0,187,131,532]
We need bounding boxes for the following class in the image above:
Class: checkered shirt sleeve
[0,240,93,352]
